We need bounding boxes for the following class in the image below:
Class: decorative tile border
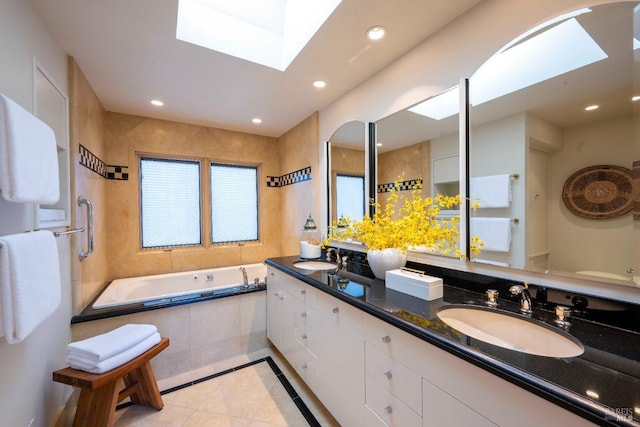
[378,178,422,193]
[79,144,128,180]
[267,166,311,187]
[116,357,321,426]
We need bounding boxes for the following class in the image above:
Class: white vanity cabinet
[267,267,596,427]
[267,267,319,389]
[313,291,365,427]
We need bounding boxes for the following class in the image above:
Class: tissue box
[385,269,443,301]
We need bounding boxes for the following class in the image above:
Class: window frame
[138,155,204,250]
[209,161,260,245]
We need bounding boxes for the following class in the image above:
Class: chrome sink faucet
[240,267,248,289]
[326,247,339,263]
[509,283,532,315]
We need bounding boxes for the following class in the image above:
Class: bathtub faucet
[240,267,249,289]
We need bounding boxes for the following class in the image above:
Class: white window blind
[140,158,201,248]
[336,174,365,221]
[211,163,258,243]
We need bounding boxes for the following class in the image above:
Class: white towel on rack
[66,332,161,374]
[0,93,59,204]
[470,217,512,252]
[470,174,511,208]
[0,230,61,343]
[67,323,158,362]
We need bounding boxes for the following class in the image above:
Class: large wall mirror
[327,121,367,228]
[376,85,461,257]
[468,2,639,288]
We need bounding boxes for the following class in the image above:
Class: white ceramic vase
[367,248,407,280]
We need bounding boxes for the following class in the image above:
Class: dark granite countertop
[266,256,640,427]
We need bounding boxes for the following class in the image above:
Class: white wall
[0,1,72,426]
[549,115,633,275]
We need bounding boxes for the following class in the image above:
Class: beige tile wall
[378,141,430,211]
[277,112,319,256]
[68,57,109,313]
[69,60,320,310]
[104,112,284,280]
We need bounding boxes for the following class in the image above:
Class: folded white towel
[470,174,512,208]
[0,230,61,343]
[470,217,512,252]
[0,93,59,204]
[67,332,161,374]
[67,323,158,362]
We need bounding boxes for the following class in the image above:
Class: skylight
[409,16,608,120]
[176,0,343,71]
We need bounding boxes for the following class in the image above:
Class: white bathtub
[92,263,268,309]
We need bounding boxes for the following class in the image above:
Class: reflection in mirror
[328,121,366,226]
[376,86,461,257]
[468,2,639,287]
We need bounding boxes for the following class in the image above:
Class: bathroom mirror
[376,85,461,257]
[328,121,367,227]
[468,2,639,286]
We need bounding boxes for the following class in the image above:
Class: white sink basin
[437,306,584,358]
[293,261,338,271]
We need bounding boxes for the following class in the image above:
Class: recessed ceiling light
[367,26,386,41]
[632,95,640,102]
[150,99,164,106]
[252,118,262,124]
[585,104,599,111]
[313,80,326,88]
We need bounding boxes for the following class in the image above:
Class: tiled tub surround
[266,256,640,426]
[71,289,268,388]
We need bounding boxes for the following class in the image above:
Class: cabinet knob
[279,295,285,300]
[382,335,391,343]
[301,333,308,340]
[301,362,308,369]
[270,272,275,276]
[332,307,339,314]
[301,312,307,318]
[301,289,306,295]
[273,292,280,297]
[385,405,393,414]
[384,371,393,379]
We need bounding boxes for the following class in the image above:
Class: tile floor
[113,350,338,427]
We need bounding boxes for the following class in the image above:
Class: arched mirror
[376,85,462,257]
[327,121,367,228]
[468,2,639,287]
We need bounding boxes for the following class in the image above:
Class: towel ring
[78,196,94,260]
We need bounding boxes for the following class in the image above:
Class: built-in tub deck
[73,264,268,323]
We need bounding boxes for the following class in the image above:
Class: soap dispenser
[300,214,321,259]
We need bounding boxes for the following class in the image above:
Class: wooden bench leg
[73,381,119,427]
[124,361,164,410]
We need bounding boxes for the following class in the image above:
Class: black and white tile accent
[79,144,128,180]
[267,166,311,187]
[377,178,422,193]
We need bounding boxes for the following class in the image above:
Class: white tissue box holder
[385,269,443,301]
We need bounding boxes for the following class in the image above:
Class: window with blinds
[140,157,201,248]
[210,163,259,244]
[336,174,365,221]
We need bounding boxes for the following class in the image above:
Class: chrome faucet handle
[326,247,339,262]
[554,305,572,326]
[485,289,499,307]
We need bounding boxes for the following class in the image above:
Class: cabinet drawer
[366,342,422,415]
[290,346,318,391]
[364,313,426,371]
[366,374,421,427]
[365,405,389,427]
[423,378,497,426]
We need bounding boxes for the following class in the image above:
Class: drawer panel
[366,342,422,414]
[366,374,421,427]
[290,346,318,392]
[365,405,389,427]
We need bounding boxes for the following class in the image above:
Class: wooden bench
[53,337,169,427]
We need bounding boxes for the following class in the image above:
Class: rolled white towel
[67,324,157,362]
[66,332,161,374]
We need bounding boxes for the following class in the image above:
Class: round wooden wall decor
[562,165,633,220]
